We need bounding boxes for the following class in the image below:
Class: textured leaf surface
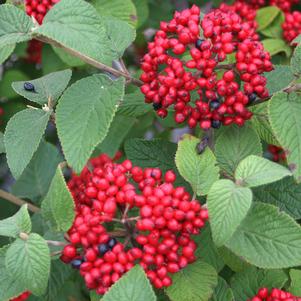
[0,132,5,154]
[56,75,125,172]
[41,166,75,232]
[0,205,31,238]
[262,38,292,57]
[12,141,63,200]
[231,267,288,301]
[12,69,72,106]
[0,44,15,64]
[176,135,220,195]
[0,4,33,46]
[225,202,301,268]
[35,0,114,65]
[4,108,51,179]
[218,247,250,273]
[165,261,218,301]
[235,155,291,187]
[93,0,137,27]
[102,265,156,301]
[211,277,234,301]
[269,92,301,182]
[208,179,252,247]
[253,177,301,219]
[215,125,262,176]
[289,269,301,296]
[6,234,50,295]
[291,43,301,75]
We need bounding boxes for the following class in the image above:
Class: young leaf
[291,43,301,76]
[12,141,63,200]
[207,179,253,247]
[5,233,51,296]
[12,69,72,106]
[235,155,291,187]
[0,205,31,238]
[92,0,137,28]
[0,44,15,64]
[35,0,114,65]
[4,108,51,179]
[175,135,220,196]
[256,6,282,31]
[225,202,301,268]
[56,74,125,173]
[102,265,156,301]
[41,166,75,232]
[165,261,218,301]
[289,269,301,296]
[0,245,27,301]
[211,277,234,301]
[269,92,301,182]
[230,267,288,301]
[215,125,262,176]
[0,4,33,46]
[253,177,301,219]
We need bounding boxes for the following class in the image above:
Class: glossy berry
[107,237,117,249]
[248,93,257,103]
[24,82,35,92]
[248,287,301,301]
[71,259,83,269]
[10,291,31,301]
[98,243,110,256]
[211,120,221,129]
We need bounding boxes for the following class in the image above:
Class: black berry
[209,100,220,110]
[71,259,83,269]
[153,102,162,111]
[98,243,110,256]
[195,39,204,49]
[196,136,209,154]
[107,237,117,249]
[24,82,35,92]
[248,93,257,103]
[211,120,221,129]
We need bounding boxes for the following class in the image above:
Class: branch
[0,189,40,213]
[284,82,301,93]
[46,240,67,246]
[35,35,143,87]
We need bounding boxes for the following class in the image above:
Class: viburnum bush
[0,0,301,301]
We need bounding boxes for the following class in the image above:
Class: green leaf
[0,132,5,154]
[262,38,292,57]
[253,177,301,219]
[93,0,137,28]
[12,69,72,106]
[12,141,63,200]
[207,179,252,247]
[231,267,288,301]
[225,202,301,268]
[0,4,33,46]
[117,90,152,117]
[235,155,291,187]
[0,205,31,238]
[195,224,225,272]
[41,166,75,232]
[35,0,114,65]
[6,233,51,295]
[289,269,301,296]
[102,265,156,301]
[175,134,220,195]
[0,44,15,64]
[291,43,301,76]
[56,74,125,173]
[132,0,149,28]
[265,65,295,95]
[52,46,85,67]
[105,18,136,58]
[250,102,279,145]
[269,92,301,182]
[292,34,301,45]
[256,6,282,31]
[4,108,51,179]
[260,12,284,38]
[97,114,136,158]
[211,277,234,301]
[215,125,262,176]
[165,261,218,301]
[0,245,27,301]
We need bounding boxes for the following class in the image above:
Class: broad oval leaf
[225,202,301,268]
[165,261,218,301]
[211,277,234,301]
[269,92,301,182]
[176,135,220,196]
[12,69,72,106]
[207,179,253,247]
[0,44,15,64]
[291,43,301,76]
[5,233,51,296]
[102,265,156,301]
[256,6,282,31]
[56,74,125,173]
[235,155,291,187]
[41,166,75,232]
[289,269,301,296]
[4,108,51,179]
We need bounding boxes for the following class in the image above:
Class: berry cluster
[249,288,301,301]
[140,5,273,130]
[267,144,286,162]
[61,154,208,294]
[240,0,298,12]
[10,292,31,301]
[282,11,301,42]
[24,0,60,64]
